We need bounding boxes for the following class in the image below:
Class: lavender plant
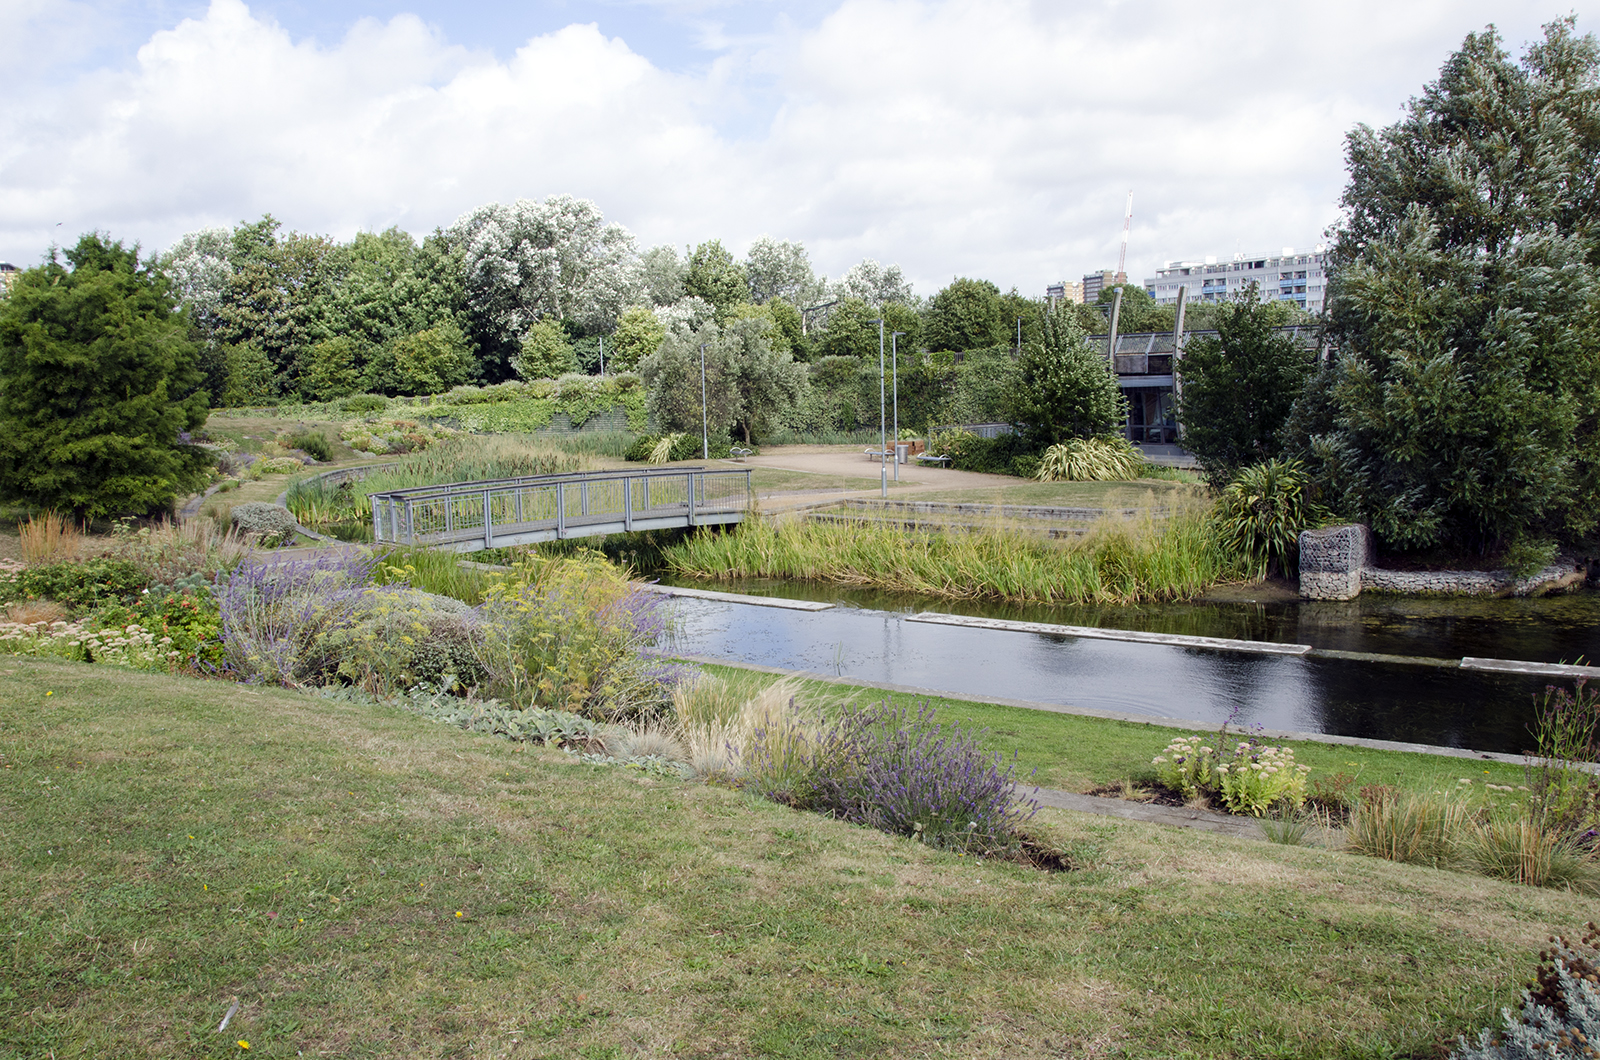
[748,698,1040,855]
[217,551,377,685]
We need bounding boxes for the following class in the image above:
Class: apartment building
[1045,279,1085,306]
[1081,268,1125,304]
[0,262,18,296]
[1144,247,1328,313]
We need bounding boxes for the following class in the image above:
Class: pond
[659,578,1600,756]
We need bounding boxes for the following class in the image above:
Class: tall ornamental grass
[17,511,84,565]
[666,505,1256,604]
[1034,437,1146,482]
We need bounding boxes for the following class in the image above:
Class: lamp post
[871,318,886,497]
[890,331,905,482]
[698,342,709,461]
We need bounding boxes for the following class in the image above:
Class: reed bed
[286,435,593,530]
[665,505,1257,605]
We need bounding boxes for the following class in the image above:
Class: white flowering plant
[1153,735,1311,816]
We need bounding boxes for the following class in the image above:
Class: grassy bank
[665,508,1257,605]
[2,657,1592,1058]
[682,663,1538,796]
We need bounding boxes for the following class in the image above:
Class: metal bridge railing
[369,466,753,550]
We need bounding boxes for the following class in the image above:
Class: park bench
[914,453,951,467]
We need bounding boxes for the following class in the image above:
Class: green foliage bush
[284,428,332,462]
[339,393,389,414]
[0,557,151,610]
[624,432,700,463]
[317,587,486,695]
[229,502,298,546]
[477,552,671,720]
[928,429,1033,475]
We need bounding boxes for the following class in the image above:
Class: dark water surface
[660,578,1600,755]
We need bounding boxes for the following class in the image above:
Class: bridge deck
[369,466,753,552]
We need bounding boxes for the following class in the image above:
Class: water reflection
[666,597,1553,755]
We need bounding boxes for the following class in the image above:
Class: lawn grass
[686,663,1538,798]
[908,478,1204,509]
[2,657,1590,1058]
[748,467,905,496]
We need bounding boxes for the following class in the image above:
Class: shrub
[1527,680,1600,848]
[217,551,377,685]
[1463,818,1600,893]
[1213,458,1322,577]
[1035,436,1145,481]
[283,428,332,462]
[1450,923,1600,1059]
[339,418,456,456]
[339,393,388,414]
[795,699,1041,854]
[0,557,151,611]
[317,587,486,695]
[229,502,298,546]
[1152,735,1311,816]
[476,552,673,719]
[625,432,700,463]
[249,456,307,477]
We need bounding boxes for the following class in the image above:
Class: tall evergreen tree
[1288,18,1600,552]
[0,235,210,517]
[1176,287,1316,488]
[1006,310,1126,449]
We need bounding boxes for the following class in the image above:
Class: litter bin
[894,443,908,465]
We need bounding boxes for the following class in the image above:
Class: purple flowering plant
[747,698,1039,855]
[217,550,378,685]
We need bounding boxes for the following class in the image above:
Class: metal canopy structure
[369,466,753,553]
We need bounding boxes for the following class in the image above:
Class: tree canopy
[924,277,1006,352]
[1287,18,1600,553]
[1006,310,1126,448]
[1177,288,1317,488]
[0,234,211,518]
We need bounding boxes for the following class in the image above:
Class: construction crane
[1116,190,1133,283]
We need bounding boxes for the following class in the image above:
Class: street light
[890,331,906,482]
[871,318,886,498]
[698,342,709,461]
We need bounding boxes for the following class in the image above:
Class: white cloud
[0,0,1581,295]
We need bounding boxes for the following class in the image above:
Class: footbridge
[369,466,753,552]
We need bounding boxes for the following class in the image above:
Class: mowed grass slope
[1,659,1588,1059]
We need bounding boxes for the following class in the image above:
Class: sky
[0,0,1589,297]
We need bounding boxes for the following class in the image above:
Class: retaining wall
[1298,524,1586,599]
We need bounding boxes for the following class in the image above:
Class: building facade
[0,262,18,296]
[1045,279,1085,306]
[1090,326,1323,444]
[1081,269,1126,304]
[1144,247,1328,314]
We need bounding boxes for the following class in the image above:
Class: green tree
[219,342,278,406]
[1095,284,1173,334]
[513,319,580,381]
[639,324,741,442]
[1286,18,1600,553]
[818,299,921,360]
[609,306,667,372]
[997,290,1047,351]
[1177,287,1316,487]
[684,240,748,321]
[390,324,475,395]
[296,336,361,401]
[723,315,809,443]
[1006,311,1126,448]
[925,278,1006,352]
[0,234,211,518]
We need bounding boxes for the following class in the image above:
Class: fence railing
[369,466,753,552]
